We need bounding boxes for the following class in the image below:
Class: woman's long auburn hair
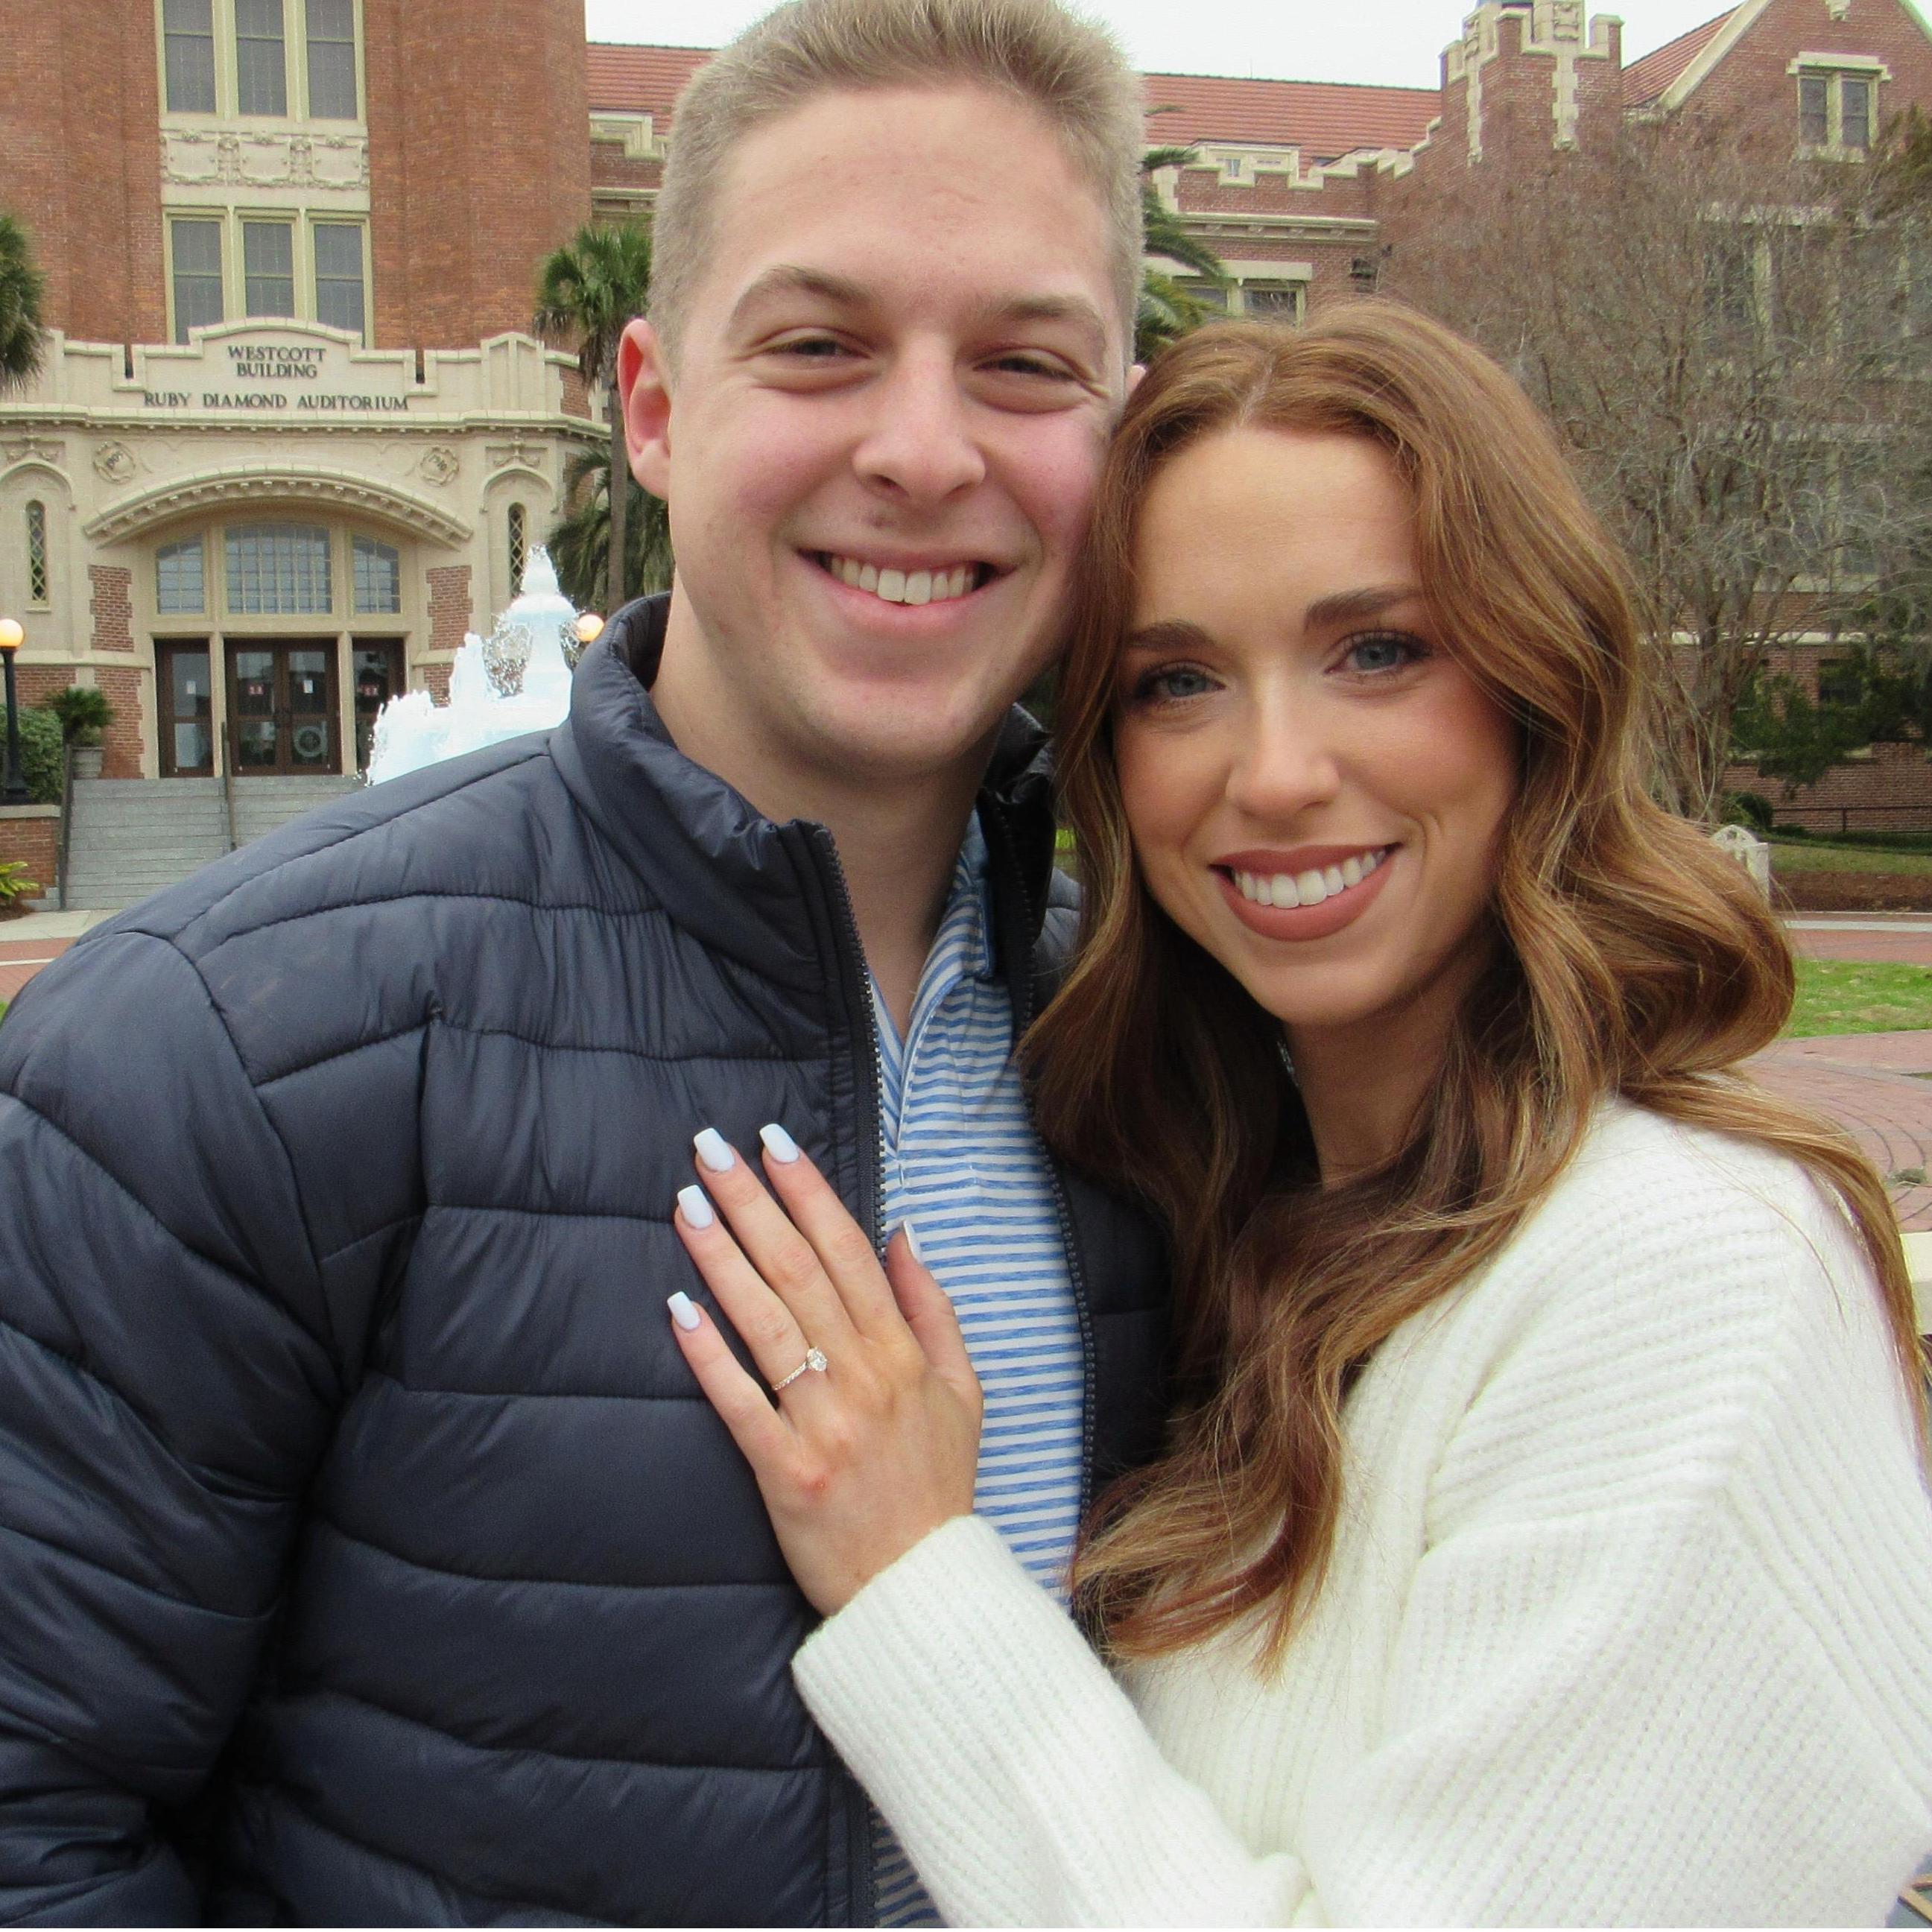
[1028,304,1928,1666]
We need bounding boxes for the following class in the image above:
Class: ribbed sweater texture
[794,1103,1932,1925]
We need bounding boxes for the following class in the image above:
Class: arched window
[156,535,206,613]
[25,501,48,606]
[226,522,331,614]
[352,534,401,614]
[507,502,528,589]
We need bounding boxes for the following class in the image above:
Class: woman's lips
[1212,846,1397,941]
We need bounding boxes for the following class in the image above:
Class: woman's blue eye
[1129,665,1215,704]
[1343,632,1424,675]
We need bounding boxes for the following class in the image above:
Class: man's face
[622,84,1128,796]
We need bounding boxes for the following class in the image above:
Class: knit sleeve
[794,1132,1932,1927]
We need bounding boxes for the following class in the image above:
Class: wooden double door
[228,639,340,776]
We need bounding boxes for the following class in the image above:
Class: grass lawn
[1789,958,1932,1036]
[1770,840,1932,876]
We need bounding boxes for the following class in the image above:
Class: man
[0,0,1166,1920]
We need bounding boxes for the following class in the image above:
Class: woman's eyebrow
[1303,584,1425,628]
[1122,618,1213,655]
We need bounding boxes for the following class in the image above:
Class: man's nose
[852,350,986,505]
[1226,694,1343,821]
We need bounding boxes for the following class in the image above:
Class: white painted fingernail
[667,1291,700,1331]
[760,1122,801,1163]
[901,1219,924,1262]
[677,1184,715,1229]
[693,1128,734,1173]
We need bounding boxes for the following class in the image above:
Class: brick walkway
[0,935,72,1007]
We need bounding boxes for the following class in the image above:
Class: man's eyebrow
[726,265,870,329]
[1303,584,1425,628]
[971,292,1109,355]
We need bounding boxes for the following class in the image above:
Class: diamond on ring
[772,1347,828,1393]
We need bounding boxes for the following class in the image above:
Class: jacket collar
[547,593,1059,992]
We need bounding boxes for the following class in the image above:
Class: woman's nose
[1225,700,1343,821]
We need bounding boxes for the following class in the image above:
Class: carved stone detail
[486,438,550,475]
[419,445,460,485]
[1,437,63,468]
[161,127,370,189]
[92,442,137,483]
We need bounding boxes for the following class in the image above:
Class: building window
[1241,284,1303,323]
[170,218,225,341]
[1799,69,1880,153]
[507,503,528,588]
[162,0,218,112]
[352,534,400,613]
[242,219,297,318]
[234,0,289,115]
[156,536,206,613]
[312,223,366,338]
[304,0,357,118]
[25,502,48,607]
[227,522,331,614]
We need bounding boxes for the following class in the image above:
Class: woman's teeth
[823,554,978,605]
[1231,848,1390,909]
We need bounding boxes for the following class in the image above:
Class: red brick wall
[418,662,452,703]
[0,814,59,894]
[95,665,145,779]
[1675,0,1932,144]
[364,0,591,349]
[426,564,472,655]
[5,5,165,346]
[89,566,133,653]
[1726,739,1932,832]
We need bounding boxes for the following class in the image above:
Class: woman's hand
[666,1124,984,1616]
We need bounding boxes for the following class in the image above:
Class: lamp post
[0,619,27,807]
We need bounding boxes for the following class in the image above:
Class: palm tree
[1138,146,1229,362]
[548,449,673,615]
[0,212,47,393]
[533,221,656,615]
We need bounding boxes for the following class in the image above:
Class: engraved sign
[133,326,413,417]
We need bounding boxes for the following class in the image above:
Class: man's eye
[769,335,851,360]
[988,354,1070,379]
[1342,632,1426,676]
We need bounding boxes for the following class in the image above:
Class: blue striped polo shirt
[864,813,1085,1927]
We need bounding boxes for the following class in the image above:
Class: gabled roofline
[1657,0,1774,108]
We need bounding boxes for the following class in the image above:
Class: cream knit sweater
[794,1103,1932,1926]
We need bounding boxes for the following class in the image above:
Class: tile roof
[585,42,1440,160]
[1621,8,1735,107]
[586,43,713,121]
[1139,72,1440,160]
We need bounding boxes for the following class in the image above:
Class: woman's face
[1115,425,1517,1045]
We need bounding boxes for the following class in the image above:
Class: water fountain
[365,546,603,785]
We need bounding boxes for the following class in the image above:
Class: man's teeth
[1232,848,1389,908]
[824,554,978,605]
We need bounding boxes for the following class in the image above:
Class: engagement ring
[771,1347,828,1392]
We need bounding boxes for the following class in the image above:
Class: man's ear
[618,317,672,500]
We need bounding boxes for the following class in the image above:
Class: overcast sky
[581,0,1729,88]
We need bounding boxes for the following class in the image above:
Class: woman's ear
[618,317,673,501]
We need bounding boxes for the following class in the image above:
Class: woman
[662,306,1932,1925]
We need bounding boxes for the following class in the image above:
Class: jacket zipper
[976,797,1101,1516]
[804,822,883,1928]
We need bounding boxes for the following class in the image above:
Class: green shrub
[39,685,112,746]
[0,860,38,905]
[11,707,61,805]
[1725,791,1774,834]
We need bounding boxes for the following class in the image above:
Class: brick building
[3,0,1930,796]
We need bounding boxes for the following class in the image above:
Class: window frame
[163,208,371,342]
[25,501,49,610]
[153,0,366,123]
[1792,57,1887,157]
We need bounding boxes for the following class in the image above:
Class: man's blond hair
[648,0,1144,361]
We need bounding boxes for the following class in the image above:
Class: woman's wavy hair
[1029,303,1928,1665]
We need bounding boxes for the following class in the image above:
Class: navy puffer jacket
[0,596,1168,1925]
